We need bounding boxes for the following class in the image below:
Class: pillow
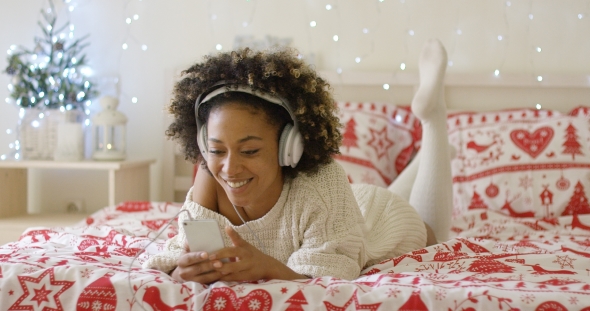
[333,101,421,188]
[448,107,590,218]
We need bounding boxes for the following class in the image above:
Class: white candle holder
[92,96,127,161]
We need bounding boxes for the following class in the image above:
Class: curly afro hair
[166,47,342,178]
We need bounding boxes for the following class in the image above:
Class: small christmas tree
[341,117,359,151]
[562,181,590,215]
[3,0,97,110]
[468,190,488,210]
[562,123,583,160]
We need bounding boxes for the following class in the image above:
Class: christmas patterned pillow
[448,107,590,219]
[333,101,420,188]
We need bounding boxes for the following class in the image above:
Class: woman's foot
[411,38,448,122]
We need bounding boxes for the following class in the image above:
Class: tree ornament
[556,175,571,191]
[485,181,499,197]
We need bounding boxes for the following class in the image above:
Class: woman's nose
[222,152,242,175]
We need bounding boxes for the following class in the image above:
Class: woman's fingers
[175,252,222,283]
[177,251,208,267]
[225,226,247,247]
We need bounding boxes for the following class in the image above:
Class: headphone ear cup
[278,124,290,167]
[197,124,208,156]
[278,123,304,168]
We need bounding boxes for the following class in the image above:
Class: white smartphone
[182,219,226,255]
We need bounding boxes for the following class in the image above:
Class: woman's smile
[224,178,252,189]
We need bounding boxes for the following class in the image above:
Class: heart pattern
[204,288,272,311]
[509,127,554,158]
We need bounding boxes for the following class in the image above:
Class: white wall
[0,0,589,212]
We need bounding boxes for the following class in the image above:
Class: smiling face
[205,103,284,213]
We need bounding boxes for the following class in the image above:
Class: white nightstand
[0,159,155,218]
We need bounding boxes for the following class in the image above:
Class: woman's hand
[170,241,225,284]
[210,227,307,282]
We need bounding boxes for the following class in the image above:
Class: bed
[2,71,590,310]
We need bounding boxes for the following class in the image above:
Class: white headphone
[194,82,304,168]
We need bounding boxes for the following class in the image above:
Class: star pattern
[553,255,576,269]
[366,126,394,160]
[9,268,74,311]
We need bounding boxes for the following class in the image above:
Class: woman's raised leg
[388,38,453,242]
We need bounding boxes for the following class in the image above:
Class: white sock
[394,38,453,242]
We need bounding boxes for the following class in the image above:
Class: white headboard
[320,71,590,113]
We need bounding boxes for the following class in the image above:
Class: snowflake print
[553,255,576,269]
[214,297,227,310]
[80,268,94,278]
[435,288,447,300]
[433,245,446,252]
[569,296,579,305]
[521,293,535,304]
[22,267,37,274]
[235,285,245,294]
[386,287,401,298]
[326,286,340,297]
[249,298,262,310]
[93,300,103,310]
[519,175,533,190]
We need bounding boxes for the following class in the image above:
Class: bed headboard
[161,69,590,202]
[320,71,590,113]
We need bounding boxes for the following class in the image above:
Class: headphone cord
[231,204,267,255]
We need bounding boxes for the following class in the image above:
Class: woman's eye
[208,149,223,155]
[243,149,259,155]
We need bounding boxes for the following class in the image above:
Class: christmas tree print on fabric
[285,290,307,311]
[562,123,583,160]
[468,189,488,210]
[562,181,590,215]
[341,117,358,152]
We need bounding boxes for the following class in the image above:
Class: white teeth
[226,179,249,188]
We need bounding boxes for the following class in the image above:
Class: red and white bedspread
[2,202,590,311]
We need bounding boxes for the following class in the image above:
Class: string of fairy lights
[2,0,589,160]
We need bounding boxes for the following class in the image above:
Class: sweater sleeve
[141,209,191,274]
[286,161,367,280]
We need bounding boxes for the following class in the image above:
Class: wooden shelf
[0,159,156,218]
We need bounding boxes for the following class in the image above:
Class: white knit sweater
[142,161,426,280]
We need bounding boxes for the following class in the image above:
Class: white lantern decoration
[92,96,127,160]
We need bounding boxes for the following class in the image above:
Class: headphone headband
[194,81,304,167]
[194,81,299,131]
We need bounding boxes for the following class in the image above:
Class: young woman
[143,39,452,283]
